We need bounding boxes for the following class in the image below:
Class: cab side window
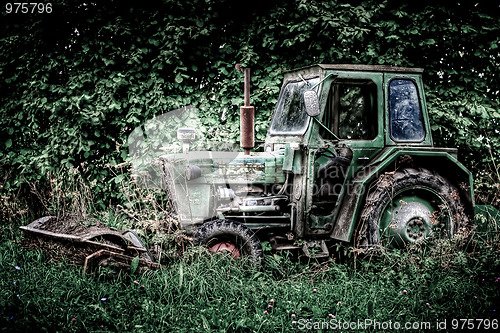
[320,80,377,140]
[389,79,425,142]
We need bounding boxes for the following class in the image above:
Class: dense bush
[1,0,499,216]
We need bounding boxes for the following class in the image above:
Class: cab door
[305,72,384,235]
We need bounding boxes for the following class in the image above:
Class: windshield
[269,77,320,135]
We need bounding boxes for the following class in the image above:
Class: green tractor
[158,64,473,263]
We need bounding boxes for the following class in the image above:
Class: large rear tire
[194,219,263,265]
[357,168,469,248]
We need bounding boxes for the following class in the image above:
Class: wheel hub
[406,217,427,240]
[386,201,433,247]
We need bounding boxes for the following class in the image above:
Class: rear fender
[330,148,474,242]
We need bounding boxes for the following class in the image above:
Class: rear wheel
[194,220,263,265]
[357,168,469,248]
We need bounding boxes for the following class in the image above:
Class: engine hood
[158,151,286,185]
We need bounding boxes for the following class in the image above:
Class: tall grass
[2,219,499,332]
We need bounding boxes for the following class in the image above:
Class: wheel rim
[207,241,242,258]
[378,186,452,247]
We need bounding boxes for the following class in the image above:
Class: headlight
[185,164,202,180]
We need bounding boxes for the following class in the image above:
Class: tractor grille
[161,161,179,214]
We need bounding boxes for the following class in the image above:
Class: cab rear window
[389,79,425,142]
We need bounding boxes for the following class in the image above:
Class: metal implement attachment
[20,216,158,271]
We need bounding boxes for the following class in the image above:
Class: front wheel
[194,219,263,265]
[357,168,470,248]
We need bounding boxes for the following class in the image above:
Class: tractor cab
[264,65,466,242]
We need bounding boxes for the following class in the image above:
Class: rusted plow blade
[20,216,159,271]
[83,249,159,272]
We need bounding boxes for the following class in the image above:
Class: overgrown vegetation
[1,207,499,332]
[1,0,499,331]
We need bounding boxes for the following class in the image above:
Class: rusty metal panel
[240,106,255,150]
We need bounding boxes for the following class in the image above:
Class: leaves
[0,0,498,207]
[130,256,140,275]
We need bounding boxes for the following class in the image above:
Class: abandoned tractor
[159,64,474,263]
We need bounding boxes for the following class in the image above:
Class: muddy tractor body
[159,64,474,260]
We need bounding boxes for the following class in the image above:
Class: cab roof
[286,64,424,74]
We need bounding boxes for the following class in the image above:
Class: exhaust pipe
[235,64,254,155]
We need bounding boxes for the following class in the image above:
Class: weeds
[2,234,498,332]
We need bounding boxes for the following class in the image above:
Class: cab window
[269,77,320,136]
[320,79,378,140]
[389,79,425,142]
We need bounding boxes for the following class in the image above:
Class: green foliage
[0,0,499,215]
[130,256,140,275]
